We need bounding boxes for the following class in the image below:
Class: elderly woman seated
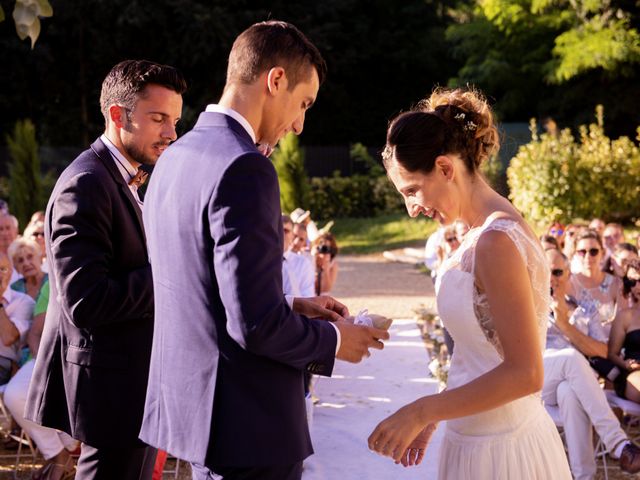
[5,239,77,479]
[8,237,48,302]
[23,220,48,273]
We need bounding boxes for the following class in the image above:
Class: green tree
[272,133,310,215]
[447,0,640,137]
[6,119,44,228]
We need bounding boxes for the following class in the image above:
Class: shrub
[272,133,310,214]
[307,173,404,219]
[6,119,44,228]
[507,107,640,227]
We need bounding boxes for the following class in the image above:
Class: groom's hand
[292,295,349,322]
[335,321,389,363]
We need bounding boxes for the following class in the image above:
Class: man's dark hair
[100,60,187,123]
[227,20,327,89]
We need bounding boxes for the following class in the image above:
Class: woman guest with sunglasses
[608,259,640,403]
[547,221,565,249]
[568,229,623,381]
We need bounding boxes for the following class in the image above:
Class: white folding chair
[162,454,181,479]
[545,403,610,480]
[605,389,640,442]
[0,383,39,479]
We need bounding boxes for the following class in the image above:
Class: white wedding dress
[435,214,571,479]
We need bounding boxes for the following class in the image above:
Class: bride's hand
[398,423,437,467]
[367,399,430,464]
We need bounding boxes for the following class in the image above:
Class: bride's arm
[368,230,543,462]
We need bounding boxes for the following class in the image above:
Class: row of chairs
[0,384,182,479]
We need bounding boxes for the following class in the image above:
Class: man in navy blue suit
[140,21,389,480]
[25,60,186,479]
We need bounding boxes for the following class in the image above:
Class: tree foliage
[6,119,44,227]
[447,0,640,136]
[272,133,310,215]
[0,0,456,150]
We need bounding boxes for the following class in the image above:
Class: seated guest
[589,218,606,238]
[608,259,640,404]
[8,238,48,301]
[436,224,461,268]
[23,220,48,273]
[290,207,319,243]
[4,275,78,480]
[544,249,640,476]
[547,221,565,249]
[603,222,625,265]
[603,243,638,280]
[0,214,21,284]
[540,234,560,251]
[568,229,622,381]
[313,233,339,296]
[0,252,33,385]
[281,215,314,298]
[563,223,585,273]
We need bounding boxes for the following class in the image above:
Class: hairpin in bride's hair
[454,112,477,132]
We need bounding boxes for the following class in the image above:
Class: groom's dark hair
[100,60,187,124]
[227,20,327,89]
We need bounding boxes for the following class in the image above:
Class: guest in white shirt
[0,214,22,284]
[282,215,315,298]
[0,252,33,384]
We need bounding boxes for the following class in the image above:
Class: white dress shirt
[1,287,34,361]
[100,134,144,210]
[283,251,315,298]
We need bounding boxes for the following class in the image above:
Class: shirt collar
[100,134,138,182]
[205,104,256,144]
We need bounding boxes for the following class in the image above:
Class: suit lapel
[89,138,147,247]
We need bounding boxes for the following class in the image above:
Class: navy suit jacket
[139,112,338,467]
[25,138,154,448]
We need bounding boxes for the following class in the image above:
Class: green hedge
[507,107,640,227]
[307,173,404,219]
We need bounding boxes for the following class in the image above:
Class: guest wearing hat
[291,207,319,242]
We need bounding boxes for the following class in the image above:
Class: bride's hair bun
[421,87,500,171]
[383,87,499,174]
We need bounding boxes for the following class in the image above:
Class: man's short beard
[122,139,155,166]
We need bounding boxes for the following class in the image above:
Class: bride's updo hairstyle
[383,87,500,175]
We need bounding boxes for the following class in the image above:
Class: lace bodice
[436,214,550,366]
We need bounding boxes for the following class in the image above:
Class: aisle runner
[303,319,443,480]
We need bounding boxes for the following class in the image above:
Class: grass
[328,213,438,254]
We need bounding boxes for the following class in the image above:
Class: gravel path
[331,254,435,319]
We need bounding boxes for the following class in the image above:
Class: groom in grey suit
[140,21,389,480]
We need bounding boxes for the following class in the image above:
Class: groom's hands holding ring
[334,321,389,363]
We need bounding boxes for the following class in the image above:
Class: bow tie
[255,143,273,157]
[128,169,149,189]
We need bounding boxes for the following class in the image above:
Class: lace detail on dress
[441,217,550,359]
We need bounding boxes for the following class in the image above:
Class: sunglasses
[445,236,458,243]
[551,268,564,277]
[624,277,639,289]
[550,228,564,235]
[576,248,600,257]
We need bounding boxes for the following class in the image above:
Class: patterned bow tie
[256,143,273,157]
[128,169,149,189]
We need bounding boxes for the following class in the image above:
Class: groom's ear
[266,67,287,96]
[435,155,454,182]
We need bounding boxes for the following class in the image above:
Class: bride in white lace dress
[368,88,571,479]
